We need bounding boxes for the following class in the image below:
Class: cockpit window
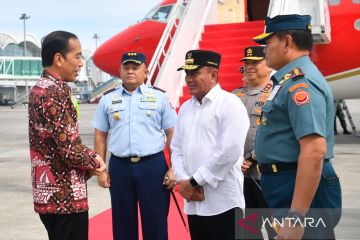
[143,5,173,22]
[328,0,340,5]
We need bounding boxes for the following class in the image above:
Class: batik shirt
[28,70,100,214]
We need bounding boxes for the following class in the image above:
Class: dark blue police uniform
[254,15,342,239]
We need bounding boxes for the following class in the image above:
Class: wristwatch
[189,176,200,188]
[245,151,256,164]
[287,210,305,226]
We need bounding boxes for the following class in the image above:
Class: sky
[0,0,162,52]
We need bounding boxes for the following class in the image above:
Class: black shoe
[343,130,351,134]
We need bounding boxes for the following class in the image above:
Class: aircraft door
[247,0,270,21]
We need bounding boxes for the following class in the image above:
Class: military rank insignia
[290,67,304,79]
[279,67,305,85]
[292,89,310,106]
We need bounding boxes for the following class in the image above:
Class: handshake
[89,154,107,176]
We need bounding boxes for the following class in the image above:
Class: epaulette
[232,86,246,97]
[289,67,305,80]
[103,88,116,95]
[150,86,166,93]
[280,67,305,85]
[232,86,246,93]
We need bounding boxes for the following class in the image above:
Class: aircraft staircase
[178,20,264,106]
[89,77,118,103]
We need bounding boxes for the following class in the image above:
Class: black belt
[112,151,163,163]
[258,159,330,174]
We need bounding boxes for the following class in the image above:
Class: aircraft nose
[93,21,167,79]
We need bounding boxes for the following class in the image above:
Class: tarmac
[0,100,359,240]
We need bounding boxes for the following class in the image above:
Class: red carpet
[89,20,265,239]
[89,191,190,240]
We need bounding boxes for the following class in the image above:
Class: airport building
[0,32,109,106]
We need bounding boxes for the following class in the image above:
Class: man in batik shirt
[28,31,106,240]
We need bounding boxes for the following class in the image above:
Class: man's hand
[97,171,111,188]
[275,219,304,240]
[241,159,253,173]
[90,155,107,176]
[163,168,176,189]
[189,186,205,202]
[178,179,205,202]
[178,179,195,200]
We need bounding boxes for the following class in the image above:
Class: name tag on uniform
[112,99,122,104]
[267,85,281,101]
[141,96,156,102]
[112,94,122,104]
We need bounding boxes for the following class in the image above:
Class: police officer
[92,52,177,240]
[253,15,341,239]
[232,45,275,240]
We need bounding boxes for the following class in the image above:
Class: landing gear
[340,99,360,137]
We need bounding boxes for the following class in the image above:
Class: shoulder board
[150,86,166,93]
[289,67,305,80]
[103,88,116,95]
[232,86,245,93]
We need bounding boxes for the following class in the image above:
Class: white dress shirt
[171,84,250,216]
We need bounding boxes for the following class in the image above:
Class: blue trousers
[109,152,170,240]
[260,161,342,239]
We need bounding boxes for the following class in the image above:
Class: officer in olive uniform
[232,45,275,239]
[253,15,342,239]
[92,52,177,240]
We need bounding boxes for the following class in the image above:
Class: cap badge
[185,58,194,65]
[187,52,192,59]
[246,48,253,57]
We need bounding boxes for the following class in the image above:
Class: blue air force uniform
[93,84,176,157]
[92,52,177,240]
[253,15,341,239]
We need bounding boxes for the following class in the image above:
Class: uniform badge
[262,116,267,125]
[255,101,265,107]
[246,48,253,57]
[146,111,152,117]
[292,89,310,106]
[256,116,261,126]
[288,83,309,92]
[236,92,245,97]
[141,96,156,102]
[114,112,120,120]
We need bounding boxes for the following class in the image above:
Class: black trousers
[243,176,277,240]
[39,212,88,240]
[188,207,243,240]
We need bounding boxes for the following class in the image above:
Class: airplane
[93,0,360,101]
[90,1,360,239]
